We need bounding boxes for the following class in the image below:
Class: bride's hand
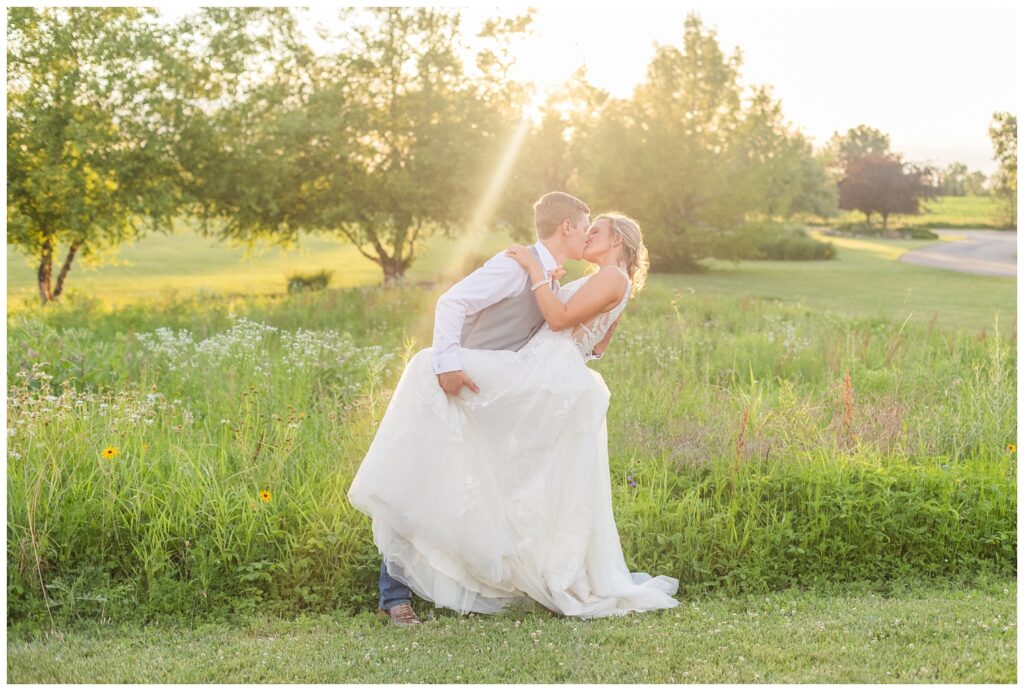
[505,244,540,271]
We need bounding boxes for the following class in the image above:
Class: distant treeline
[6,8,1017,300]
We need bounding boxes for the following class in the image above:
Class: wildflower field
[5,238,1017,682]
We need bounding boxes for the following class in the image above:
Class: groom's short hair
[534,191,590,239]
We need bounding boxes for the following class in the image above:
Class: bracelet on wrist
[530,279,548,292]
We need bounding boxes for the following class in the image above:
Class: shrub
[830,222,938,240]
[286,270,333,293]
[727,222,835,261]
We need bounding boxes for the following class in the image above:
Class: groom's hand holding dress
[437,370,479,396]
[433,241,562,397]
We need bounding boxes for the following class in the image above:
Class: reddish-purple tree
[837,153,937,234]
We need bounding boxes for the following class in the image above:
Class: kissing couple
[347,191,680,625]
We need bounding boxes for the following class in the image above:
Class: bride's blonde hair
[593,212,649,295]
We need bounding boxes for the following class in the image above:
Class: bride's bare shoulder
[589,265,629,291]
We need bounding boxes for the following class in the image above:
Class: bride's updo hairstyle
[594,212,649,295]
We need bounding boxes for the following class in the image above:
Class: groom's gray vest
[460,246,550,352]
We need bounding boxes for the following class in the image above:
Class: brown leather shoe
[378,602,421,626]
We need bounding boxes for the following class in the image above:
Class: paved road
[898,229,1017,277]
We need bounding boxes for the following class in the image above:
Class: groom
[377,191,592,626]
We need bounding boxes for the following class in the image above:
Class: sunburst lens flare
[412,110,534,339]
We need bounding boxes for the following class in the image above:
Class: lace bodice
[554,270,632,355]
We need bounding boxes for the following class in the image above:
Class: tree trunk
[52,239,83,299]
[37,237,54,304]
[881,213,900,238]
[380,256,409,285]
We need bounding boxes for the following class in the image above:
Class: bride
[347,212,680,619]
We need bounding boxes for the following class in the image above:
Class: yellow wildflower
[1008,444,1017,453]
[101,446,119,459]
[259,489,271,503]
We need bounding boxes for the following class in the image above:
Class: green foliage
[286,270,333,293]
[570,15,835,272]
[988,112,1017,228]
[831,222,939,240]
[619,453,1014,592]
[824,125,892,172]
[5,7,301,303]
[500,70,610,240]
[8,6,912,291]
[734,88,837,220]
[6,8,181,303]
[936,162,989,196]
[823,194,1009,231]
[6,274,1016,624]
[189,7,529,283]
[727,223,836,260]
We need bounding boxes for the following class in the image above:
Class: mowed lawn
[6,577,1015,683]
[7,221,1015,331]
[671,229,1015,332]
[823,194,1012,229]
[6,219,518,308]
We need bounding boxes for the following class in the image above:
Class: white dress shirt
[432,241,559,374]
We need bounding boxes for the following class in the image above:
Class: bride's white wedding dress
[347,271,680,618]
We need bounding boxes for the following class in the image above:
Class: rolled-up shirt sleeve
[432,252,527,374]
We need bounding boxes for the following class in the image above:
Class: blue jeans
[379,560,412,611]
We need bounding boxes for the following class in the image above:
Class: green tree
[733,86,836,219]
[936,162,988,197]
[173,8,323,250]
[580,14,751,270]
[988,112,1017,227]
[6,8,182,303]
[963,171,988,196]
[824,125,891,174]
[938,162,970,196]
[791,147,840,218]
[6,6,293,303]
[193,7,524,283]
[500,69,609,240]
[577,14,830,270]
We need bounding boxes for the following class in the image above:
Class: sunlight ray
[409,110,535,343]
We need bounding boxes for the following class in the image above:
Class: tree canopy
[569,14,835,270]
[837,153,937,232]
[14,7,982,298]
[7,8,181,302]
[187,7,531,282]
[6,6,304,302]
[988,112,1017,227]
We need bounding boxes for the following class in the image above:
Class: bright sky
[158,3,1017,174]
[461,4,1017,175]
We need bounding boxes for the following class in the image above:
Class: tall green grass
[6,275,1016,626]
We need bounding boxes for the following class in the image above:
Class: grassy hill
[820,194,1012,230]
[6,219,519,309]
[669,229,1014,332]
[8,219,1014,332]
